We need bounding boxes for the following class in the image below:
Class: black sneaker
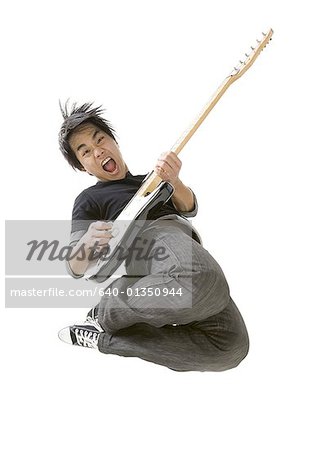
[86,305,99,323]
[58,321,102,349]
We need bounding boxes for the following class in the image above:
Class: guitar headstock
[230,29,274,81]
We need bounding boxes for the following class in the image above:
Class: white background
[2,0,317,449]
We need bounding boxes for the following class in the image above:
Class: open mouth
[102,157,118,173]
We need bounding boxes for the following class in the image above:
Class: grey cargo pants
[97,220,249,371]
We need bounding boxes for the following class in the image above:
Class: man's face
[69,123,128,181]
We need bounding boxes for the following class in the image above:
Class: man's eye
[82,149,90,156]
[97,136,104,144]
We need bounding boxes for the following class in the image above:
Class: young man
[58,102,249,372]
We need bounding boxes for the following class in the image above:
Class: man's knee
[190,266,230,315]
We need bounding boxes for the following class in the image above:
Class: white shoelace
[85,315,104,332]
[74,328,99,348]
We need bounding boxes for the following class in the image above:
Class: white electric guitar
[85,29,274,282]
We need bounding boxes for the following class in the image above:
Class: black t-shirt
[71,171,187,234]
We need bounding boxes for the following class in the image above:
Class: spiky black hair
[58,100,117,170]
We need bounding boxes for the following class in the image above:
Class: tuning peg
[234,67,238,71]
[251,46,255,51]
[262,32,266,36]
[245,53,249,57]
[239,60,244,64]
[256,39,261,43]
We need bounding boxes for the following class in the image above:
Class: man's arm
[154,151,196,214]
[171,178,195,213]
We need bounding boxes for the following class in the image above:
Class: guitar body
[85,181,174,282]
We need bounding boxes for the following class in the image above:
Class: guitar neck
[137,76,233,196]
[171,76,232,155]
